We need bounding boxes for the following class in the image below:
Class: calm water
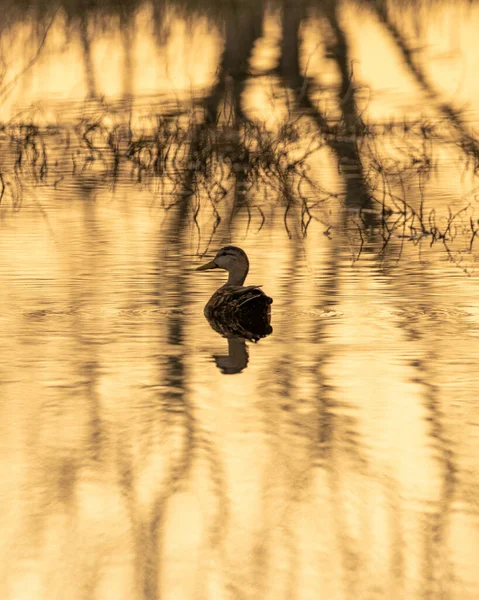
[1,1,479,599]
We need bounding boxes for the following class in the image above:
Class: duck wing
[204,285,273,340]
[208,286,272,310]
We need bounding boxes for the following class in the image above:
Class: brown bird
[196,246,272,341]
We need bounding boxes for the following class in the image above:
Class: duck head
[196,246,249,286]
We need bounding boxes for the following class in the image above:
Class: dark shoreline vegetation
[1,0,479,272]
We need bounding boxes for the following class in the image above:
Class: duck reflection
[196,246,273,373]
[214,338,249,373]
[212,328,271,374]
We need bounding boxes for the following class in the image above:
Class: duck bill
[196,259,218,271]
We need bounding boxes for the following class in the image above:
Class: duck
[196,246,273,340]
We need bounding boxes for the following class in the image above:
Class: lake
[1,1,479,599]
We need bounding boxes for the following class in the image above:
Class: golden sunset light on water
[1,1,479,599]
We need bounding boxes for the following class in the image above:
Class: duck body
[205,284,272,340]
[196,246,273,341]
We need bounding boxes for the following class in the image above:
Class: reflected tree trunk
[280,0,305,90]
[79,15,96,99]
[380,263,458,596]
[372,0,479,167]
[205,0,264,125]
[320,0,372,212]
[140,168,196,600]
[196,1,265,243]
[152,1,170,47]
[120,10,134,99]
[280,0,374,218]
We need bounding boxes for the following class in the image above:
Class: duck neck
[225,263,248,287]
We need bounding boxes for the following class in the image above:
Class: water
[1,1,479,599]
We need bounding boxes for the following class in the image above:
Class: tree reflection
[2,0,478,264]
[1,1,479,599]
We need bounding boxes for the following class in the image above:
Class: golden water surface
[0,1,479,599]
